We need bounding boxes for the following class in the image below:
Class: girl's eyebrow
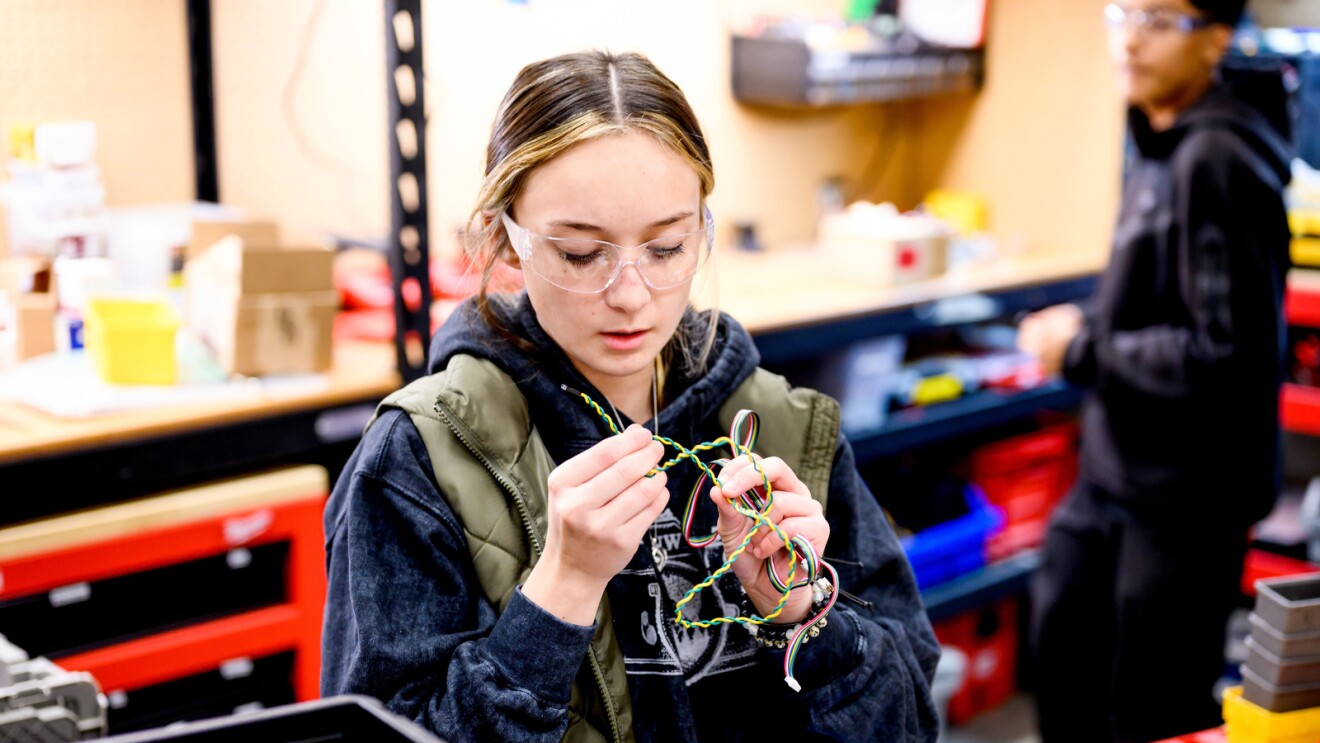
[547,211,696,232]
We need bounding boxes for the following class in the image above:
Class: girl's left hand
[709,455,830,626]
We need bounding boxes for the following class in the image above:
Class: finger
[715,455,769,501]
[596,470,668,526]
[577,438,665,509]
[551,425,656,488]
[752,514,828,559]
[708,484,751,535]
[620,480,671,536]
[723,457,807,504]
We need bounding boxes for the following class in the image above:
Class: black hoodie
[1064,83,1293,523]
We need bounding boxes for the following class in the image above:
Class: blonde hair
[469,50,719,373]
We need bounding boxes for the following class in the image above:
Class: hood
[1130,82,1293,186]
[427,292,761,461]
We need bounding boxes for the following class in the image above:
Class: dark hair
[1190,0,1246,27]
[468,50,719,369]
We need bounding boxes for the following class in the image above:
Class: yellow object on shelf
[1294,236,1320,267]
[84,298,180,385]
[923,189,988,234]
[7,122,36,162]
[1291,209,1320,238]
[1223,685,1320,742]
[911,373,964,406]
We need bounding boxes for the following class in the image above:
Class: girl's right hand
[522,424,668,625]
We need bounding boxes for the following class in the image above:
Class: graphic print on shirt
[614,508,760,684]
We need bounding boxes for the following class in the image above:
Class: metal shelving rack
[384,0,433,384]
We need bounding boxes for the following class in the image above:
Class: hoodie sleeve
[320,410,597,743]
[769,435,942,742]
[1064,129,1287,398]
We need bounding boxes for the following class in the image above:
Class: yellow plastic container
[1223,685,1320,742]
[1227,727,1316,743]
[1291,209,1320,238]
[84,298,180,385]
[1294,236,1320,268]
[924,189,988,234]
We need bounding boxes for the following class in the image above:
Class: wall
[919,0,1124,258]
[2,0,1126,260]
[0,0,194,206]
[210,0,905,254]
[210,0,390,246]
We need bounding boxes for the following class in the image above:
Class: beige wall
[920,0,1125,258]
[0,0,193,206]
[211,0,389,245]
[2,0,1125,259]
[210,0,895,254]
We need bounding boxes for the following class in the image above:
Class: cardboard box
[0,257,57,361]
[0,198,10,259]
[15,293,57,360]
[191,234,333,295]
[228,291,338,376]
[188,219,279,262]
[185,228,337,376]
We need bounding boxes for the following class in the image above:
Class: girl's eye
[649,244,686,261]
[560,249,606,266]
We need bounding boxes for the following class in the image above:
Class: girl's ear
[481,211,522,270]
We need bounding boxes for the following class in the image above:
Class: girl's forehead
[515,133,701,224]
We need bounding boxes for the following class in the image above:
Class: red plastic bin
[1241,549,1320,598]
[933,597,1019,725]
[968,422,1078,560]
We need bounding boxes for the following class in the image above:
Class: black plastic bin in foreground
[99,695,446,743]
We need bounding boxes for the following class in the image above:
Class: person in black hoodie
[1017,1,1293,741]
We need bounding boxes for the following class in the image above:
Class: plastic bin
[900,484,1003,590]
[1242,550,1320,599]
[1245,636,1320,687]
[1224,684,1320,740]
[932,597,1019,725]
[1242,664,1320,713]
[1256,574,1320,634]
[968,422,1077,560]
[1250,613,1320,659]
[84,298,179,385]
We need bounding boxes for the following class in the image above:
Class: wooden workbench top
[717,247,1108,334]
[0,249,1110,466]
[0,341,400,465]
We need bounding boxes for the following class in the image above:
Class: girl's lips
[601,329,647,351]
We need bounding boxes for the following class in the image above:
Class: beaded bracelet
[749,616,829,649]
[742,578,835,652]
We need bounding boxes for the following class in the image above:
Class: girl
[322,50,939,742]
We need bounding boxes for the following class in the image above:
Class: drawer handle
[49,582,91,608]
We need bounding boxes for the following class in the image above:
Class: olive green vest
[372,354,840,742]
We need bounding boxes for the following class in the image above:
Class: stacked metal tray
[1245,574,1320,712]
[0,632,107,740]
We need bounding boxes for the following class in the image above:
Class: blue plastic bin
[901,484,1005,589]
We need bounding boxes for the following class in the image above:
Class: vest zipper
[433,400,542,555]
[432,400,624,743]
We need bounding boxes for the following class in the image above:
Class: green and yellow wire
[564,385,836,691]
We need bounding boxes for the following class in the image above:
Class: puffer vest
[371,353,840,742]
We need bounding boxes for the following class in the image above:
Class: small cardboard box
[191,234,333,295]
[188,219,279,262]
[0,257,56,360]
[15,293,57,360]
[185,229,336,376]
